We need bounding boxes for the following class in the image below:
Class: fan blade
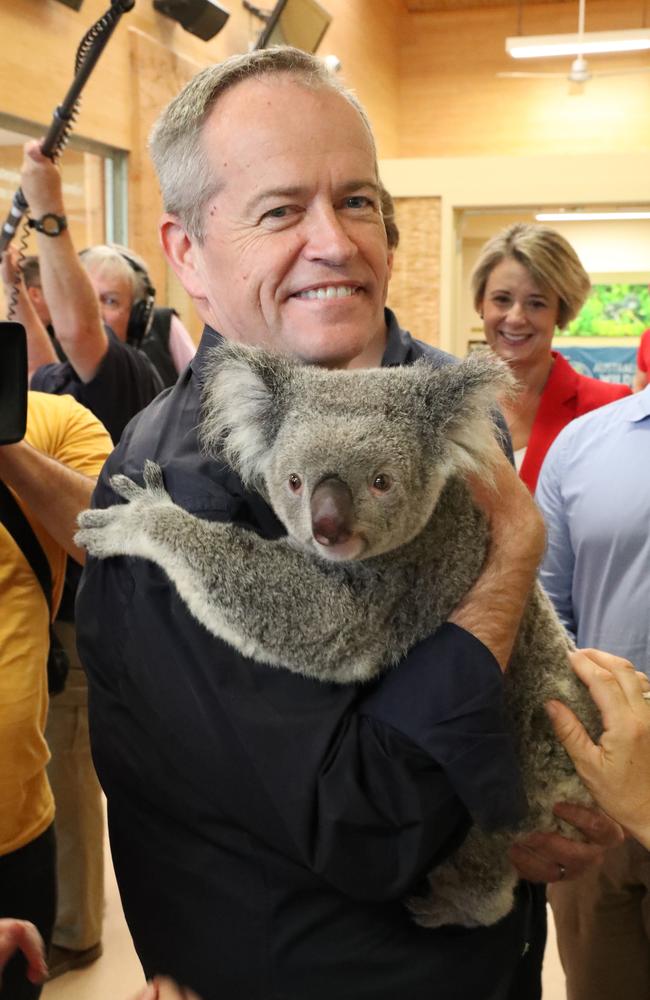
[589,67,650,77]
[497,71,568,79]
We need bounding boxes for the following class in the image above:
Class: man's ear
[159,214,207,302]
[386,249,394,282]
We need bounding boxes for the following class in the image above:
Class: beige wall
[398,0,650,158]
[381,150,650,355]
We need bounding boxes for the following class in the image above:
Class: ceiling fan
[498,0,650,86]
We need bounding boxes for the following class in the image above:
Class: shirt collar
[381,308,419,367]
[191,310,419,383]
[627,384,650,423]
[191,326,223,386]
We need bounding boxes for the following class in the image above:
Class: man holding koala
[76,47,621,1000]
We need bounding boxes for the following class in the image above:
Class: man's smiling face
[175,75,391,368]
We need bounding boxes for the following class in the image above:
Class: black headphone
[118,250,156,347]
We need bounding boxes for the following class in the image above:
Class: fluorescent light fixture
[506,29,650,59]
[536,211,650,222]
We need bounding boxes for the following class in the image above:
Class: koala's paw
[110,459,171,505]
[75,461,172,560]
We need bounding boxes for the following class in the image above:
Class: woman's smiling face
[480,257,560,367]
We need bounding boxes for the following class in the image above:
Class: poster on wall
[561,282,650,338]
[554,346,637,387]
[553,282,649,387]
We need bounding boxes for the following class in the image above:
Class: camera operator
[0,384,111,999]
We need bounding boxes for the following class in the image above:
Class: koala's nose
[310,476,353,546]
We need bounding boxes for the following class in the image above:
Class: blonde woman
[472,223,631,493]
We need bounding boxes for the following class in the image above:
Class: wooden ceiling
[405,1,575,9]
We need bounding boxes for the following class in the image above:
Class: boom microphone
[0,0,135,254]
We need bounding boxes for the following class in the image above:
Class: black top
[138,307,180,389]
[76,310,530,1000]
[31,328,163,444]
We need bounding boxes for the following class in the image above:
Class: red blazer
[521,351,631,494]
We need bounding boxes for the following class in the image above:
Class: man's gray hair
[149,46,378,243]
[79,244,151,303]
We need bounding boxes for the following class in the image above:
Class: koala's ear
[416,352,515,477]
[200,341,295,485]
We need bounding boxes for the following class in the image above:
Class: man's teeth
[296,285,357,300]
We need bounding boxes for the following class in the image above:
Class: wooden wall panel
[0,0,401,156]
[398,0,650,158]
[126,28,203,340]
[325,0,402,157]
[386,197,441,347]
[0,0,402,334]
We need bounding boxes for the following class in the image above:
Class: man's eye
[266,206,289,219]
[344,196,373,210]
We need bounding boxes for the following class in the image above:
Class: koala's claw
[109,461,170,504]
[143,459,166,493]
[77,508,113,530]
[109,473,144,501]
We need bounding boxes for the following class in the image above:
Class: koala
[76,341,599,929]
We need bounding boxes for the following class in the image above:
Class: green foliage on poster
[562,283,650,338]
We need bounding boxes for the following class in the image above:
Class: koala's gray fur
[77,341,599,929]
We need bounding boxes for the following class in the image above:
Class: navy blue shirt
[77,311,530,1000]
[31,328,163,444]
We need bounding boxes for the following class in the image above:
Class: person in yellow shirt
[0,390,111,999]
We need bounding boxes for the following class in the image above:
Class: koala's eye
[371,473,392,494]
[288,473,302,494]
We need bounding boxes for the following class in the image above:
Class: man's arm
[535,431,577,637]
[0,246,58,375]
[633,367,648,393]
[19,140,108,383]
[0,439,96,563]
[450,445,622,881]
[449,449,546,671]
[547,648,650,850]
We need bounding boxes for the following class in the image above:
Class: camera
[0,323,28,445]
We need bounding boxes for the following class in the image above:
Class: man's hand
[546,648,650,848]
[18,138,109,383]
[20,140,65,219]
[0,244,22,290]
[0,919,47,985]
[509,801,624,884]
[130,976,202,1000]
[449,447,546,671]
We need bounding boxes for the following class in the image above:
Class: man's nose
[303,207,356,265]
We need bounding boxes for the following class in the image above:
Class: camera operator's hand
[130,976,202,1000]
[20,140,65,218]
[0,919,47,985]
[0,242,57,371]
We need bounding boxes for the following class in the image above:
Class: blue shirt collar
[628,385,650,423]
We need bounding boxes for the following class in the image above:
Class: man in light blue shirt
[536,386,650,1000]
